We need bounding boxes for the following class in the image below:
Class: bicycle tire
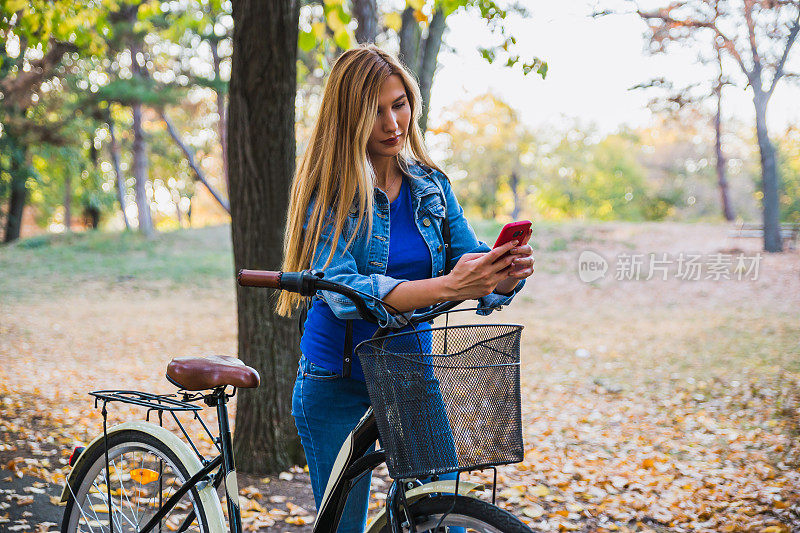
[61,429,211,533]
[378,494,533,532]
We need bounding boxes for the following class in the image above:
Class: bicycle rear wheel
[378,494,533,532]
[61,429,210,533]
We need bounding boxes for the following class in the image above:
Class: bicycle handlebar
[237,269,465,328]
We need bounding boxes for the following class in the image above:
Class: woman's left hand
[502,244,534,279]
[492,244,534,295]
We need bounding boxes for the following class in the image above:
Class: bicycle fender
[59,421,227,533]
[364,480,484,533]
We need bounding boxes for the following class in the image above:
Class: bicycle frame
[64,266,497,532]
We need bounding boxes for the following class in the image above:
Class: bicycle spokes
[69,446,204,533]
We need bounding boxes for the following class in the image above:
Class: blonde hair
[276,44,443,318]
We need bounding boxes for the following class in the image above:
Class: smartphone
[493,220,532,249]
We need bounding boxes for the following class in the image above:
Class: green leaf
[478,47,495,63]
[326,5,346,32]
[4,0,28,13]
[521,59,548,79]
[384,12,402,32]
[311,21,326,39]
[336,4,351,24]
[439,0,464,16]
[333,28,351,50]
[298,29,316,52]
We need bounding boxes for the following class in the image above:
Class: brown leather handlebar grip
[237,269,281,288]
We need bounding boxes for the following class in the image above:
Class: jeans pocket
[302,355,341,381]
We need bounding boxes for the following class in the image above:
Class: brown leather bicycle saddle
[166,355,260,391]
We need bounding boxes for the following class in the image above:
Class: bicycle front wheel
[379,494,533,532]
[61,429,211,533]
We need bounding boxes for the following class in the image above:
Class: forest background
[2,0,800,531]
[2,0,799,240]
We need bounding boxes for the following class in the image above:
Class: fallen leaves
[2,239,800,531]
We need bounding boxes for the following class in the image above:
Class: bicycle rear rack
[90,390,203,412]
[89,388,222,460]
[82,389,226,533]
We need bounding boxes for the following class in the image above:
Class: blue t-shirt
[300,175,433,381]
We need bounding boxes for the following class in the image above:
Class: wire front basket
[356,323,524,480]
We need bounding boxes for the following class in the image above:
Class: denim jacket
[304,160,525,329]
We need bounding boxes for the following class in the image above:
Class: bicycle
[60,268,532,532]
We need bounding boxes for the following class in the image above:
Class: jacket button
[438,269,444,275]
[377,212,387,219]
[437,244,442,252]
[423,218,431,226]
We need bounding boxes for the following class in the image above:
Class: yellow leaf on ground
[530,484,550,497]
[522,504,544,518]
[285,515,311,525]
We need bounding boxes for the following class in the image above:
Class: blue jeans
[292,354,464,533]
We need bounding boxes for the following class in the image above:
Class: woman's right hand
[441,240,519,301]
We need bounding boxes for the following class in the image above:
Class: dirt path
[1,222,798,531]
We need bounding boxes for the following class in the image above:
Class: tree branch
[637,9,752,80]
[160,110,231,214]
[0,39,78,109]
[743,0,763,85]
[768,4,800,97]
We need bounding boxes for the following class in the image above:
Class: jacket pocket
[420,201,446,220]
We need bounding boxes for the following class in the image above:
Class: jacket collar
[348,159,442,214]
[402,160,441,199]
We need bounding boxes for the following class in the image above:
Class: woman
[276,44,534,532]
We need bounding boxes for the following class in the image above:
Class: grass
[0,226,234,301]
[3,221,798,382]
[0,218,583,301]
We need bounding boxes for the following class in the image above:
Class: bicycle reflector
[68,446,85,467]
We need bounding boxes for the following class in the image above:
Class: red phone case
[493,220,532,249]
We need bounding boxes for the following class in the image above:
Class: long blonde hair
[276,44,443,318]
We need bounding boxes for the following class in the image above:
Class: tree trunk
[399,7,421,72]
[229,0,303,473]
[85,205,100,229]
[130,33,155,237]
[416,8,447,133]
[753,91,782,252]
[64,173,72,231]
[3,159,26,244]
[131,101,155,237]
[714,73,734,222]
[174,192,184,228]
[210,39,229,195]
[107,118,132,230]
[510,170,520,220]
[353,0,378,43]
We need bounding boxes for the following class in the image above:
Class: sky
[429,1,800,136]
